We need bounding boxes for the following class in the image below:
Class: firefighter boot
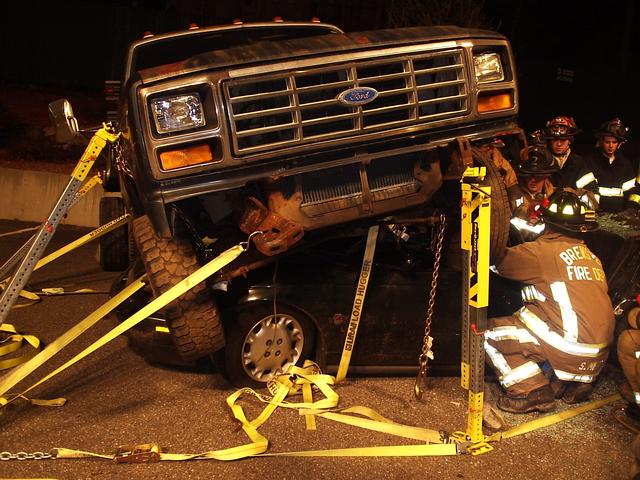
[497,386,555,414]
[549,377,568,399]
[561,382,594,404]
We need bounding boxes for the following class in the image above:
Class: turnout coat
[586,150,640,212]
[486,232,614,394]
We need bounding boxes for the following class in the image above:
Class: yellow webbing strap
[0,243,245,407]
[11,289,42,308]
[0,214,132,307]
[0,226,39,238]
[336,225,378,382]
[34,214,132,271]
[0,323,40,371]
[263,443,458,457]
[52,361,458,462]
[0,278,146,406]
[487,392,622,442]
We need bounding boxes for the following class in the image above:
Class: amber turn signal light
[160,143,213,170]
[477,92,513,113]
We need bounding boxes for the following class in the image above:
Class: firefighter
[508,146,557,244]
[586,118,640,213]
[475,137,520,204]
[511,145,557,212]
[543,116,597,192]
[486,190,615,413]
[618,307,640,417]
[616,306,640,478]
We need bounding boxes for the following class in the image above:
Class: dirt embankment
[0,83,106,173]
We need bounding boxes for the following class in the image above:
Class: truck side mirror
[48,99,80,144]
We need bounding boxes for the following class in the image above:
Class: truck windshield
[129,25,339,79]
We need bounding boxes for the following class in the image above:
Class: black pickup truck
[50,19,524,386]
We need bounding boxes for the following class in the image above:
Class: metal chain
[0,450,56,460]
[414,213,447,401]
[113,136,133,177]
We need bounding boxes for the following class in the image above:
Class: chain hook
[240,230,265,252]
[414,358,429,400]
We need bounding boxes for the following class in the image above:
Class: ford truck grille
[225,49,468,155]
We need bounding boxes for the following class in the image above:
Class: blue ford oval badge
[336,87,378,106]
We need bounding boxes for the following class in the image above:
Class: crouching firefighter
[616,307,640,478]
[485,189,615,413]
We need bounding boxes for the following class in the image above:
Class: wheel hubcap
[241,313,304,382]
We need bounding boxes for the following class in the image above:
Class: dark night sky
[2,0,639,147]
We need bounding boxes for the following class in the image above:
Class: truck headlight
[151,93,205,133]
[473,53,504,83]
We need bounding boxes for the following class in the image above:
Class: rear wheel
[132,215,224,360]
[99,195,129,271]
[223,302,316,388]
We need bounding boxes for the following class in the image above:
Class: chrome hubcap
[241,313,304,382]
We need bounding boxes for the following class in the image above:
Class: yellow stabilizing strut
[456,166,492,453]
[0,125,119,326]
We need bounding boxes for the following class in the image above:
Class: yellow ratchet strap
[336,225,378,382]
[34,214,132,272]
[0,278,146,407]
[0,323,40,371]
[0,242,246,407]
[487,393,622,442]
[51,361,459,462]
[0,214,132,307]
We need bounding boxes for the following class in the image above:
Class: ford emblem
[336,87,378,106]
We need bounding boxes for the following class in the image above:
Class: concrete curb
[0,167,101,227]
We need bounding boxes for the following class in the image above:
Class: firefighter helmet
[543,116,580,140]
[528,129,547,146]
[541,189,598,233]
[594,118,629,142]
[517,146,559,175]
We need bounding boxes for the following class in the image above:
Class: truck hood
[138,25,505,84]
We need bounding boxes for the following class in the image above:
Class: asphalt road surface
[0,219,634,480]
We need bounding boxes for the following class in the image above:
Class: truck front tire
[132,215,225,360]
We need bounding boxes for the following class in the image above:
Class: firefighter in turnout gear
[586,118,640,213]
[544,116,597,192]
[511,145,557,212]
[616,307,640,479]
[617,307,640,418]
[486,190,615,413]
[508,145,557,243]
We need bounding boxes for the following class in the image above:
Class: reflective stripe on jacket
[586,150,640,212]
[495,232,614,378]
[550,150,597,192]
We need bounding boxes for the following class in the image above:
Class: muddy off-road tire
[473,147,510,265]
[99,196,129,272]
[132,215,224,360]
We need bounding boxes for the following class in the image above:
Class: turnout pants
[485,316,550,395]
[485,313,609,396]
[617,328,640,405]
